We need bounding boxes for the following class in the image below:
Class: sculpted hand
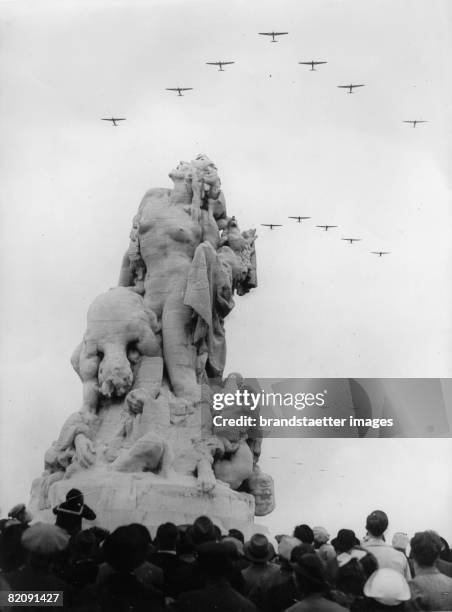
[74,434,96,468]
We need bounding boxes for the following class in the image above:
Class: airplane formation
[100,30,430,258]
[259,218,390,258]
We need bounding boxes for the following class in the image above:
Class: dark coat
[52,501,96,536]
[173,582,256,612]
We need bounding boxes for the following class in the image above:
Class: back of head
[103,526,146,574]
[197,542,232,581]
[278,536,302,564]
[155,522,178,551]
[290,542,315,564]
[336,558,366,597]
[189,515,217,547]
[293,524,314,544]
[292,553,329,595]
[21,523,69,566]
[366,510,388,537]
[66,489,84,509]
[410,530,443,567]
[228,528,245,544]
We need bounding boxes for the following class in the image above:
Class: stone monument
[30,154,274,535]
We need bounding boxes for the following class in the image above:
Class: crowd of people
[0,492,451,611]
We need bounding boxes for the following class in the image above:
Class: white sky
[1,0,451,539]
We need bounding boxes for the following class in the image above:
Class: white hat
[364,568,411,606]
[278,536,301,561]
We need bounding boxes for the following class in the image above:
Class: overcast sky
[1,0,451,537]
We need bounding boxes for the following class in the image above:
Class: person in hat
[95,525,165,612]
[251,539,311,612]
[286,553,348,611]
[363,567,411,610]
[362,511,411,580]
[171,516,243,597]
[314,526,336,564]
[173,542,257,612]
[52,488,96,536]
[5,523,73,608]
[409,530,452,611]
[150,522,189,598]
[242,533,279,596]
[293,524,315,545]
[0,521,28,573]
[327,529,363,582]
[8,503,33,526]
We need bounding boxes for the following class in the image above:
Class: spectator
[229,528,245,543]
[173,542,256,611]
[242,533,279,596]
[362,511,411,580]
[7,503,33,526]
[52,489,96,536]
[95,525,165,612]
[314,526,336,564]
[286,553,348,611]
[255,536,303,612]
[150,522,188,597]
[5,523,73,611]
[409,530,452,611]
[0,522,28,572]
[334,557,367,611]
[437,536,452,577]
[328,528,363,582]
[293,524,315,545]
[97,523,163,592]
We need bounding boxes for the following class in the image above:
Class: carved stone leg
[162,290,200,412]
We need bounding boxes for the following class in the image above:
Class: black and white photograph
[1,0,451,610]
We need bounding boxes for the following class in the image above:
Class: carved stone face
[168,161,192,182]
[192,154,220,186]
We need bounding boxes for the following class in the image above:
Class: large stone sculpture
[30,155,274,534]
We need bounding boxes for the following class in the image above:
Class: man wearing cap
[52,489,96,536]
[5,523,73,609]
[7,503,33,526]
[242,533,279,596]
[362,510,411,580]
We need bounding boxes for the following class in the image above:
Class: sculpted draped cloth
[184,241,235,378]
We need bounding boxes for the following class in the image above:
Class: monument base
[29,467,255,537]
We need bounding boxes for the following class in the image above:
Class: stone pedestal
[30,468,255,537]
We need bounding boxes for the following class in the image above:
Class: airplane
[316,225,338,231]
[166,87,193,96]
[288,216,311,223]
[403,120,427,128]
[342,238,362,244]
[101,118,126,126]
[206,61,235,71]
[258,31,288,43]
[261,223,283,230]
[337,84,365,94]
[299,61,327,71]
[371,251,390,257]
